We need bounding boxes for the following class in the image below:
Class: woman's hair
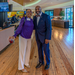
[26,9,32,12]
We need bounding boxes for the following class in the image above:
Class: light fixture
[24,0,41,7]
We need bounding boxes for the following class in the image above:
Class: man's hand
[45,39,49,44]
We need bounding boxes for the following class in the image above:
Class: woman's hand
[9,36,15,41]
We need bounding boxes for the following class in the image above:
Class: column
[0,0,8,27]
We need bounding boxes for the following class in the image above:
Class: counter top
[51,19,69,28]
[0,26,15,51]
[10,21,20,26]
[0,26,14,32]
[51,20,69,22]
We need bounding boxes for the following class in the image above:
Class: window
[50,10,54,16]
[66,7,73,27]
[45,10,54,19]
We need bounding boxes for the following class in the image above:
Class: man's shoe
[36,62,43,69]
[42,61,44,65]
[44,64,50,70]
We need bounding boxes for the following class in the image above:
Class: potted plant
[59,11,65,20]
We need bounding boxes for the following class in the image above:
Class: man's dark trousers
[36,35,50,65]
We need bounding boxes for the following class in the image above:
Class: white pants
[18,35,31,70]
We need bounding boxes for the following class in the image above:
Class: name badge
[27,18,31,21]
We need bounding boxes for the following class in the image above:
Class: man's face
[35,6,41,15]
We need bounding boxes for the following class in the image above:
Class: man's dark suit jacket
[33,13,52,43]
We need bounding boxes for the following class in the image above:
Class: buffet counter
[51,20,69,28]
[0,26,15,52]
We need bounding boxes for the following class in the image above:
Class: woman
[9,9,34,72]
[3,22,10,29]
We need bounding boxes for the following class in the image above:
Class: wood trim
[54,8,62,16]
[13,0,38,6]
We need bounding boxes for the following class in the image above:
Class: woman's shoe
[25,64,30,68]
[22,69,27,73]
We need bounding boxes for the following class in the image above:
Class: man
[11,15,18,24]
[33,6,52,70]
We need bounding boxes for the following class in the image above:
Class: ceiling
[13,0,39,6]
[8,0,74,11]
[31,0,73,8]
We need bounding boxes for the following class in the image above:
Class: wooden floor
[0,27,74,75]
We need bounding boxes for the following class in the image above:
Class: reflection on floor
[0,27,74,75]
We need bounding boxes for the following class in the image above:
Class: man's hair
[14,14,16,16]
[35,6,41,10]
[35,6,41,8]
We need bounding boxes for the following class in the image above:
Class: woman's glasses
[26,11,32,13]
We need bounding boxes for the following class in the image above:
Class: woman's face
[26,9,32,18]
